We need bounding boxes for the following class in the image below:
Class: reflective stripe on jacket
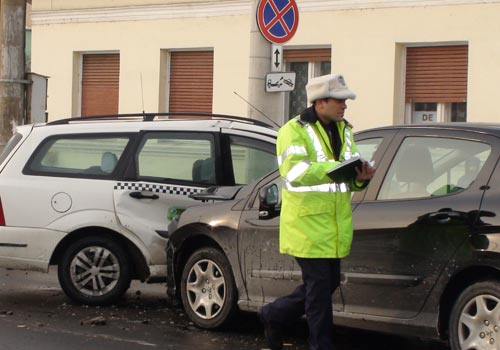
[277,109,366,258]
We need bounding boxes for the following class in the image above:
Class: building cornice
[32,0,500,25]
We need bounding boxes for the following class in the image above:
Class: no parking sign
[257,0,299,44]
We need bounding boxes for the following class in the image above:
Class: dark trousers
[261,258,341,350]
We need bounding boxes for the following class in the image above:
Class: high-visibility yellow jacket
[277,107,367,258]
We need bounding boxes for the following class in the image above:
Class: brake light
[0,197,5,226]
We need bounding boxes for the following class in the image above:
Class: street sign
[266,72,296,92]
[271,44,283,72]
[257,0,299,44]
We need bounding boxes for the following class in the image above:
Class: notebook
[326,156,364,183]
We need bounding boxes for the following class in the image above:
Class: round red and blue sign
[257,0,299,44]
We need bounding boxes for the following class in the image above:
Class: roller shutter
[405,46,468,103]
[169,51,213,113]
[81,54,120,116]
[284,48,331,62]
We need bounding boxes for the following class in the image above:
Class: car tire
[180,247,237,329]
[449,280,500,350]
[58,236,132,306]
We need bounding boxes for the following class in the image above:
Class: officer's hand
[355,161,376,181]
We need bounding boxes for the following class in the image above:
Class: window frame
[352,130,398,203]
[377,136,492,200]
[227,134,279,186]
[359,128,500,203]
[80,52,120,117]
[284,60,331,121]
[405,102,467,124]
[126,130,221,186]
[403,44,468,124]
[0,132,23,167]
[23,132,134,180]
[281,47,332,123]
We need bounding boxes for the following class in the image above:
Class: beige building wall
[293,3,500,129]
[31,0,500,129]
[31,13,251,119]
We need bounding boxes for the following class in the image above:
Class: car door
[237,132,387,310]
[114,130,221,266]
[343,128,499,318]
[237,173,302,307]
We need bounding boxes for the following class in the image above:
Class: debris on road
[80,316,107,326]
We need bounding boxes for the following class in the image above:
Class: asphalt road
[0,268,448,350]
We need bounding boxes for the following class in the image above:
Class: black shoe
[259,309,283,350]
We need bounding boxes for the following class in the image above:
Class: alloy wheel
[69,246,120,297]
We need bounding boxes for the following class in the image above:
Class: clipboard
[326,156,363,183]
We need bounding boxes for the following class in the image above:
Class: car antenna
[233,91,281,129]
[140,73,145,115]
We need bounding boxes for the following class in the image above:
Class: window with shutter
[284,48,331,119]
[405,45,468,123]
[81,54,120,116]
[169,51,213,113]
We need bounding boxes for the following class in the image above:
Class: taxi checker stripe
[278,145,307,166]
[114,182,203,196]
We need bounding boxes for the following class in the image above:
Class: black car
[166,123,500,350]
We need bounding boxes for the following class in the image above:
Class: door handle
[428,210,462,224]
[428,212,451,224]
[129,191,159,200]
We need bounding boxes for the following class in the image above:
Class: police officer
[260,73,375,350]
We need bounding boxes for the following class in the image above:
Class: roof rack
[47,112,276,129]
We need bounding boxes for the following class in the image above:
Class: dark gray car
[167,123,500,350]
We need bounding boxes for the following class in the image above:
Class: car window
[378,137,491,200]
[251,138,383,208]
[0,132,22,165]
[137,132,215,184]
[355,138,383,161]
[229,135,278,185]
[26,136,130,177]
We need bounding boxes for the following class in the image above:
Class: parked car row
[167,123,500,350]
[0,113,278,305]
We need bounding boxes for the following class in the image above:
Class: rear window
[24,135,131,178]
[0,132,23,166]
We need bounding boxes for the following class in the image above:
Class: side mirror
[258,184,280,220]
